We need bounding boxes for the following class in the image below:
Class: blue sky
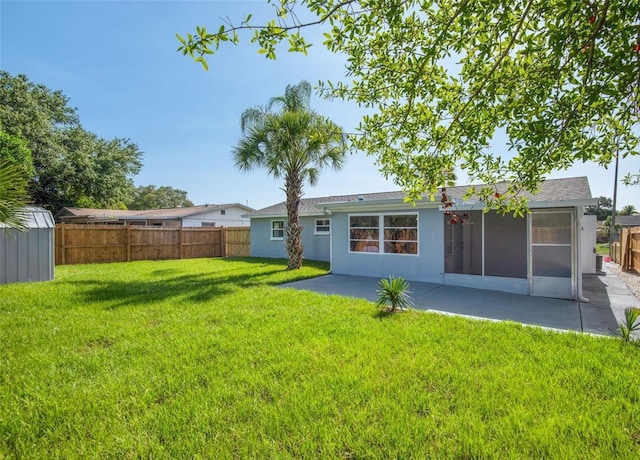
[1,0,639,211]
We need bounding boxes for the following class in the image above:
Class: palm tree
[0,160,29,231]
[233,81,346,269]
[618,205,637,216]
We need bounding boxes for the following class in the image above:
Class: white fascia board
[246,211,324,219]
[528,198,598,208]
[438,202,485,211]
[317,198,441,213]
[436,198,597,212]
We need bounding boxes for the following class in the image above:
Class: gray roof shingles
[246,176,593,217]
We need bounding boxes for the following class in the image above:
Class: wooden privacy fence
[55,225,250,265]
[611,242,622,265]
[617,226,640,274]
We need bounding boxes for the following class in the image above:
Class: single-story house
[55,203,254,227]
[247,176,597,300]
[614,215,640,227]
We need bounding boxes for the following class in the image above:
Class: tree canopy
[0,71,143,213]
[618,204,637,216]
[128,185,194,210]
[584,195,612,220]
[178,0,640,214]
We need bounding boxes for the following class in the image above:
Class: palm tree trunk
[285,172,304,269]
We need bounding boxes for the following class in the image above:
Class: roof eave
[319,197,596,213]
[246,210,325,219]
[317,198,441,213]
[528,198,597,208]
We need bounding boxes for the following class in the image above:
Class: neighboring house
[247,176,597,300]
[608,215,640,243]
[55,203,254,227]
[614,215,640,227]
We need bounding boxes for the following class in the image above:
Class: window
[349,214,418,255]
[350,215,379,252]
[202,222,216,227]
[220,209,226,215]
[315,218,331,235]
[271,220,285,240]
[384,215,418,254]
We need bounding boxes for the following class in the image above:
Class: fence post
[179,227,184,259]
[126,225,132,262]
[221,227,227,258]
[60,223,66,265]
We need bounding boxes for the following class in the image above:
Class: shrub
[618,307,640,342]
[375,275,414,312]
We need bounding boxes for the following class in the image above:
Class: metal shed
[0,207,55,284]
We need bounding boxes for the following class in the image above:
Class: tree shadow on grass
[57,258,330,310]
[65,268,285,310]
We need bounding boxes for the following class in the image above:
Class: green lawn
[1,258,639,458]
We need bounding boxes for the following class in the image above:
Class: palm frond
[0,160,30,231]
[268,80,312,113]
[619,307,640,342]
[240,107,267,134]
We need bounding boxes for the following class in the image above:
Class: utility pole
[610,150,619,258]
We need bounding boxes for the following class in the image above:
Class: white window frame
[348,212,419,256]
[314,218,331,235]
[271,220,285,240]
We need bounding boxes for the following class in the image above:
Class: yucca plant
[376,275,414,312]
[618,307,640,342]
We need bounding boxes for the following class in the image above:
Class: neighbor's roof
[55,203,254,221]
[246,177,594,217]
[615,215,640,226]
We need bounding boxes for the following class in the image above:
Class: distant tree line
[585,196,613,221]
[0,71,192,214]
[585,196,638,221]
[128,185,193,210]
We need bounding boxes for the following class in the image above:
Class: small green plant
[618,307,640,342]
[376,275,414,312]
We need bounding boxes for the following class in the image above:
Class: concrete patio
[281,262,639,336]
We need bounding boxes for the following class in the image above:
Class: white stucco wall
[330,208,445,283]
[581,214,597,274]
[249,216,331,262]
[182,206,250,227]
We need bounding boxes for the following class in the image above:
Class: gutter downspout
[322,207,333,273]
[576,208,589,302]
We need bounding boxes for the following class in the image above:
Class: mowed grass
[1,258,640,458]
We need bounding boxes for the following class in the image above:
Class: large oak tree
[0,71,143,213]
[179,0,640,214]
